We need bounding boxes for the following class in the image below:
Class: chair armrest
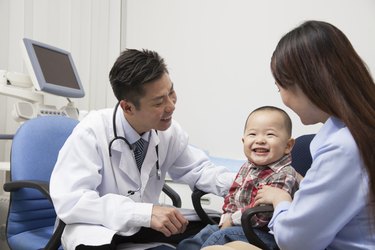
[45,219,65,250]
[3,180,65,250]
[162,183,182,208]
[241,205,274,250]
[3,180,52,202]
[191,188,218,225]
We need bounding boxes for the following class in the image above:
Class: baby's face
[242,110,293,166]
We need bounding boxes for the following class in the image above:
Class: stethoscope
[108,102,161,196]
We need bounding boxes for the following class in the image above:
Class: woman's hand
[254,185,292,207]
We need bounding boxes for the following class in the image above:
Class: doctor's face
[126,73,177,134]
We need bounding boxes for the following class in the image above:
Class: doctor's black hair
[109,48,169,109]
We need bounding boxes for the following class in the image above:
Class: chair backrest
[291,134,315,176]
[6,116,78,240]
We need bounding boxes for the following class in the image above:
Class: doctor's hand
[151,205,189,237]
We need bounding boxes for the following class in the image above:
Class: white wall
[0,0,121,162]
[1,0,375,162]
[0,4,121,245]
[122,0,375,160]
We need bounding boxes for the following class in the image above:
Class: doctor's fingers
[161,208,188,234]
[151,215,183,237]
[174,208,189,228]
[151,206,188,236]
[168,210,189,234]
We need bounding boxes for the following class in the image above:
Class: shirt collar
[249,154,292,173]
[119,112,151,145]
[310,116,344,157]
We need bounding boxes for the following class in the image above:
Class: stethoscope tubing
[108,102,161,196]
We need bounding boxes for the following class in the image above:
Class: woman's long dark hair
[271,20,375,220]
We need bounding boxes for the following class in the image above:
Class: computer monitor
[20,38,85,98]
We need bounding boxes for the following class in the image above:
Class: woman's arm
[253,141,367,250]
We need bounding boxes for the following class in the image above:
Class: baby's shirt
[220,154,299,226]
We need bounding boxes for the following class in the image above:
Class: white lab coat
[50,107,235,249]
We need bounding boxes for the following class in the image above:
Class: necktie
[133,138,146,171]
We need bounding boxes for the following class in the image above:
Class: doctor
[50,49,235,250]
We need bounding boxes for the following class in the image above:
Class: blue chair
[3,115,183,250]
[290,134,314,176]
[3,116,79,250]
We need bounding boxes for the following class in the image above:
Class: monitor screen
[21,38,85,98]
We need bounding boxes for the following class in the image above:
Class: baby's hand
[220,217,233,229]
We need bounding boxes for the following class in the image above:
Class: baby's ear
[285,138,295,154]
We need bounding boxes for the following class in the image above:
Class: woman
[206,20,375,250]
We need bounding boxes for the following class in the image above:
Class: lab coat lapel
[108,107,140,185]
[140,130,160,194]
[118,148,140,185]
[108,107,161,193]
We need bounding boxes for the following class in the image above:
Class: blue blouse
[268,117,375,250]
